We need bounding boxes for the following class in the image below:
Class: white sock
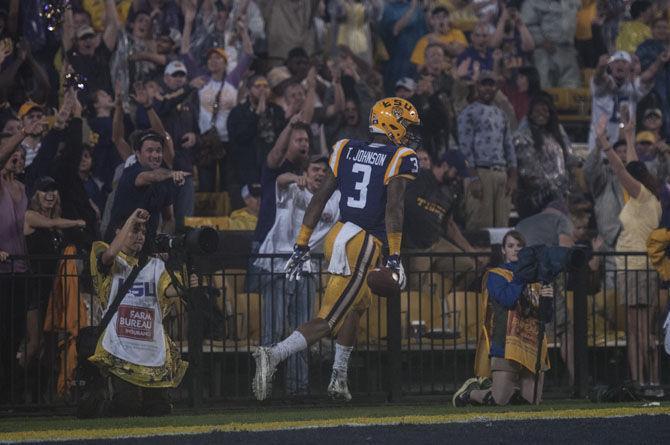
[333,343,353,376]
[270,331,308,365]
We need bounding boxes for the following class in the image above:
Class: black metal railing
[0,250,668,411]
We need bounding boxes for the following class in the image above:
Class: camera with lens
[154,227,220,256]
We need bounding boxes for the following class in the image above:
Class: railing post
[187,287,207,407]
[572,265,589,397]
[387,288,402,401]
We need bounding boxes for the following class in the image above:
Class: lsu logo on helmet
[369,97,420,146]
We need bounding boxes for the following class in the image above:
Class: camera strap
[98,257,146,334]
[210,81,226,129]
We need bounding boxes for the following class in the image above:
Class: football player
[252,97,421,401]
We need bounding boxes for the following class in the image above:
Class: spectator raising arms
[379,0,428,94]
[228,74,286,187]
[596,113,662,394]
[588,51,666,151]
[196,19,253,193]
[63,0,119,96]
[636,18,670,140]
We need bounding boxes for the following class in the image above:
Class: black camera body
[154,227,220,256]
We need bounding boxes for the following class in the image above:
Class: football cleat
[327,369,352,401]
[252,346,277,401]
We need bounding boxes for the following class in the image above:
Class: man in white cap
[588,49,668,150]
[152,60,199,230]
[395,77,417,100]
[63,1,119,94]
[227,184,262,230]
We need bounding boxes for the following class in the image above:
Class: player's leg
[299,230,379,401]
[285,276,316,395]
[252,226,377,400]
[252,314,329,401]
[328,308,365,401]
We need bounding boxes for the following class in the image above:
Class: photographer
[453,230,552,406]
[86,209,190,417]
[490,2,535,65]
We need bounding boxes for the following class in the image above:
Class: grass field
[0,401,668,443]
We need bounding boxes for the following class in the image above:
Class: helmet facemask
[401,121,422,149]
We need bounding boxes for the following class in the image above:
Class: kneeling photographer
[453,230,555,407]
[79,209,192,418]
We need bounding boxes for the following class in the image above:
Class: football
[367,267,401,297]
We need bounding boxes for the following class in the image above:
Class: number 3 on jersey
[347,162,371,209]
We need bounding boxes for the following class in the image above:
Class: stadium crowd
[1,0,670,411]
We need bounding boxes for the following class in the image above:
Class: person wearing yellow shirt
[616,0,656,54]
[597,114,663,396]
[439,0,480,33]
[228,184,261,231]
[411,6,467,66]
[82,0,133,32]
[575,0,608,69]
[576,0,598,42]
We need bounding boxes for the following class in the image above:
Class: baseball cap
[608,50,632,64]
[636,131,657,144]
[18,101,44,119]
[644,108,663,119]
[440,150,470,178]
[34,176,58,192]
[267,66,292,90]
[395,77,417,93]
[241,183,262,200]
[164,60,188,76]
[207,47,228,63]
[76,25,96,39]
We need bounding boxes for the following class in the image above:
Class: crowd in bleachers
[1,0,670,403]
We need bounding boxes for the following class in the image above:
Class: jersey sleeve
[384,147,419,184]
[329,139,349,177]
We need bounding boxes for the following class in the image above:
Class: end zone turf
[1,404,669,443]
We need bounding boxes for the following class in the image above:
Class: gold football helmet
[369,97,421,146]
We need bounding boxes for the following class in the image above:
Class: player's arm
[385,176,408,256]
[285,168,338,281]
[295,168,338,247]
